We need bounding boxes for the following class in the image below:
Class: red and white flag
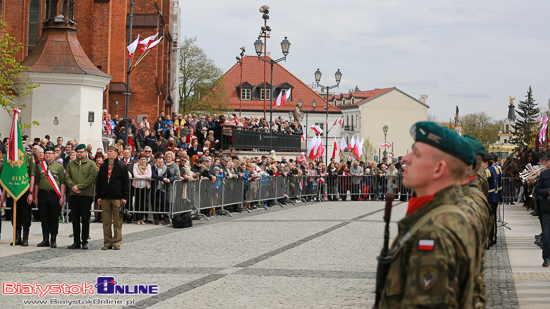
[127,34,140,58]
[339,137,347,155]
[418,239,434,251]
[137,33,159,52]
[332,137,339,159]
[357,137,364,160]
[352,136,360,159]
[7,109,21,162]
[316,138,325,158]
[307,136,318,160]
[333,116,344,126]
[273,89,291,107]
[301,134,306,142]
[379,143,391,148]
[311,125,324,135]
[146,37,163,51]
[347,135,355,150]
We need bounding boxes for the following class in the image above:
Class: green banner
[0,111,29,201]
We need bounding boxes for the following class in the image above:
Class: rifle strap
[389,205,466,258]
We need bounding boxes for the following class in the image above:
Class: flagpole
[131,49,151,72]
[12,200,16,247]
[123,0,135,146]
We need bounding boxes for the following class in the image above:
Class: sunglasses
[145,150,151,153]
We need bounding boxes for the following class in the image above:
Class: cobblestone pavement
[0,200,541,308]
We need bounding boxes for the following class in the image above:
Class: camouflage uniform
[379,186,477,309]
[471,166,489,197]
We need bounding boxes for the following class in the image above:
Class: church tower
[16,0,112,149]
[487,98,517,158]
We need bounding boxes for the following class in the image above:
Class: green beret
[463,134,486,157]
[75,144,86,151]
[410,121,475,166]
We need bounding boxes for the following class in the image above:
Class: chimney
[420,95,428,104]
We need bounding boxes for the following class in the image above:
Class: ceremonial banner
[0,110,29,201]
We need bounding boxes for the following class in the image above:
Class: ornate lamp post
[236,47,245,118]
[383,125,389,160]
[314,68,342,166]
[254,34,290,151]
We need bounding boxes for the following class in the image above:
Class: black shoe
[81,243,88,250]
[10,239,22,246]
[37,240,50,247]
[67,243,81,249]
[531,211,540,216]
[543,261,550,267]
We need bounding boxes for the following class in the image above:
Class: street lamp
[315,68,342,166]
[254,36,290,151]
[236,46,246,117]
[383,125,389,160]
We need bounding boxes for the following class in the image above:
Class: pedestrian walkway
[498,204,550,309]
[0,200,546,308]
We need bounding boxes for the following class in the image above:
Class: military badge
[418,239,434,251]
[418,267,438,291]
[427,133,441,143]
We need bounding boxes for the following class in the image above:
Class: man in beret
[379,122,477,308]
[65,144,97,249]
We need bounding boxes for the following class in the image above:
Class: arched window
[28,0,40,55]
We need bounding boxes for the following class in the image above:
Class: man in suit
[187,140,200,158]
[535,155,550,267]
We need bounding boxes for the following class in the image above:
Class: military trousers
[541,211,550,261]
[38,190,61,236]
[489,202,499,245]
[7,192,32,231]
[102,199,123,247]
[70,195,93,245]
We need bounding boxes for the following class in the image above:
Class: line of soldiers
[483,152,503,249]
[1,144,96,249]
[376,121,496,308]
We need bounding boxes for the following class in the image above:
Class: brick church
[0,0,180,122]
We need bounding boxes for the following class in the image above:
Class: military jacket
[34,160,65,191]
[494,165,503,199]
[379,186,476,309]
[460,184,488,308]
[65,157,97,196]
[471,167,489,197]
[485,166,498,203]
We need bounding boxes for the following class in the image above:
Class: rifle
[374,186,394,309]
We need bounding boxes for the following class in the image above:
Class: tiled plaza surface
[0,199,546,308]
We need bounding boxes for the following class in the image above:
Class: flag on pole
[0,109,29,201]
[358,137,364,160]
[301,134,306,142]
[137,33,159,52]
[333,116,344,126]
[379,143,391,148]
[146,37,163,50]
[127,34,140,58]
[311,125,324,135]
[307,136,317,160]
[332,137,339,159]
[347,135,355,150]
[316,138,325,158]
[281,88,291,106]
[274,91,283,107]
[339,137,347,155]
[352,136,360,159]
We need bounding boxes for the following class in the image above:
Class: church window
[28,0,40,55]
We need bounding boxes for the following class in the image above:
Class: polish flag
[137,33,159,52]
[332,137,339,159]
[353,136,360,159]
[146,37,163,51]
[316,138,325,158]
[301,134,306,142]
[307,136,318,160]
[311,125,324,135]
[379,143,391,148]
[418,239,435,251]
[346,135,355,150]
[339,137,347,155]
[127,34,140,58]
[357,137,364,160]
[333,116,344,126]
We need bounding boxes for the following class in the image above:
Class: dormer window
[260,89,271,100]
[343,99,346,105]
[241,88,251,100]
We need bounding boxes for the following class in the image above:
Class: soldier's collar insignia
[427,133,441,143]
[418,267,438,291]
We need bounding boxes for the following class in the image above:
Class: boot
[50,234,57,248]
[37,234,50,247]
[10,229,22,246]
[22,230,29,247]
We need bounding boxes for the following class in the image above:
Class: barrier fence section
[20,174,414,225]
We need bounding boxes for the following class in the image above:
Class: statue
[509,96,515,105]
[292,106,302,125]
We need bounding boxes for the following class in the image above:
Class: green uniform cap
[410,121,475,166]
[463,134,486,157]
[75,144,86,151]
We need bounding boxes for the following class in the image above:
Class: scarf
[138,162,148,174]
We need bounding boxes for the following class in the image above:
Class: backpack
[172,213,193,228]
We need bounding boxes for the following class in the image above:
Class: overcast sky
[179,0,550,122]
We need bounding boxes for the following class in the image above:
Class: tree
[511,86,540,151]
[178,37,229,113]
[460,112,501,148]
[0,19,39,127]
[362,137,377,162]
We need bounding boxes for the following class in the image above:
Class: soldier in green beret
[65,144,97,250]
[379,121,477,308]
[34,147,66,248]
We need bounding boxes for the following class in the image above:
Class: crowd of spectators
[101,111,304,153]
